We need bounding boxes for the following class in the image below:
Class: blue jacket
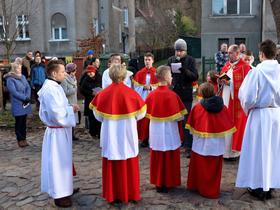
[31,63,46,87]
[5,73,32,116]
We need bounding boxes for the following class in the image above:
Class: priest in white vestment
[236,40,280,200]
[38,60,79,208]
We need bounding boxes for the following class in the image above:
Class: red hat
[86,65,97,73]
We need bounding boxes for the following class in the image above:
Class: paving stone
[1,123,280,209]
[16,197,34,206]
[1,186,18,193]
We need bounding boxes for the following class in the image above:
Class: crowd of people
[2,38,280,207]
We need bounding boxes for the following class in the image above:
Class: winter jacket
[5,73,32,116]
[30,63,46,87]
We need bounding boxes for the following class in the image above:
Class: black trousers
[15,115,27,141]
[182,100,193,149]
[88,111,101,137]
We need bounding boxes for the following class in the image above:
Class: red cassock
[145,86,187,188]
[221,59,251,151]
[133,67,158,141]
[90,82,146,203]
[186,103,236,198]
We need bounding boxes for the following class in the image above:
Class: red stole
[89,82,146,119]
[221,59,251,150]
[186,103,236,138]
[133,67,158,86]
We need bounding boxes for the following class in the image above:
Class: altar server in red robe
[186,82,236,198]
[89,63,146,203]
[133,52,158,147]
[220,44,251,159]
[145,65,187,193]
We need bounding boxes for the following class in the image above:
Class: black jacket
[167,55,198,102]
[80,73,102,116]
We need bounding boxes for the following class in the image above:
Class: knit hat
[87,50,94,56]
[66,63,77,73]
[86,65,97,73]
[174,39,187,51]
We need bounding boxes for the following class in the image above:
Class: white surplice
[102,68,133,89]
[93,109,146,160]
[149,120,182,151]
[236,60,280,191]
[134,74,157,100]
[38,79,76,199]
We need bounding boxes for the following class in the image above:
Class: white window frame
[0,16,4,40]
[50,13,68,42]
[51,27,67,41]
[93,18,99,35]
[212,0,252,16]
[16,14,30,40]
[123,7,128,28]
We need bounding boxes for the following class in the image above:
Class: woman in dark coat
[80,65,102,138]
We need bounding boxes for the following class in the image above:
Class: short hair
[10,62,21,72]
[109,64,127,83]
[144,52,154,60]
[244,50,253,56]
[46,59,65,77]
[259,39,276,59]
[228,44,240,53]
[156,65,171,81]
[198,82,215,98]
[207,70,218,84]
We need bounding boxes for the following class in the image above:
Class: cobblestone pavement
[1,125,280,210]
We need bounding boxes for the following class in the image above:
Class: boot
[18,140,25,148]
[23,140,29,147]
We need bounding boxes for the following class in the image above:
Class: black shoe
[224,157,239,161]
[140,140,149,148]
[73,136,79,141]
[156,186,169,193]
[73,187,80,194]
[247,188,267,201]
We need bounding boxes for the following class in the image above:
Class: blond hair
[10,62,22,73]
[109,64,127,83]
[156,65,171,82]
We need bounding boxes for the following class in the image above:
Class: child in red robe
[186,82,236,198]
[90,64,146,203]
[145,65,187,193]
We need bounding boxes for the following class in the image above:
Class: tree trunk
[270,0,280,43]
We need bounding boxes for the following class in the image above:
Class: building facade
[201,0,263,58]
[0,0,135,59]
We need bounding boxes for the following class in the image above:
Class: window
[212,0,251,16]
[0,16,4,39]
[51,13,67,40]
[123,7,128,28]
[93,18,99,35]
[16,15,30,39]
[234,38,246,45]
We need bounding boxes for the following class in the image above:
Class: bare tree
[270,0,280,43]
[0,0,39,61]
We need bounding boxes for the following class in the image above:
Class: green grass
[0,110,15,127]
[154,59,168,67]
